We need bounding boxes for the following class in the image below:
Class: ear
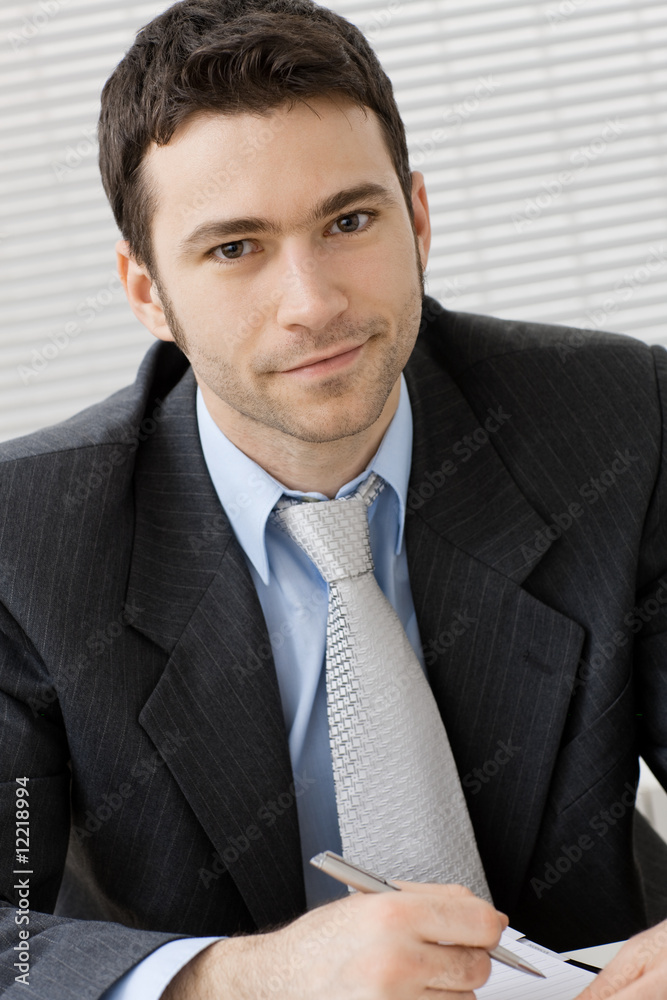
[410,171,431,269]
[115,240,175,343]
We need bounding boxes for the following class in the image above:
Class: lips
[280,343,364,374]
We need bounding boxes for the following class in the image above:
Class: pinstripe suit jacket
[1,296,666,999]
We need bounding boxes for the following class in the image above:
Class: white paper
[475,929,597,999]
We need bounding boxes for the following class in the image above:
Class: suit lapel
[404,336,585,911]
[126,368,305,929]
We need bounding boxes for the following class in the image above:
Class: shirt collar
[196,374,413,585]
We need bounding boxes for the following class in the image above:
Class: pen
[310,851,545,980]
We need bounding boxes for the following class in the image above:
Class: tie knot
[272,474,384,582]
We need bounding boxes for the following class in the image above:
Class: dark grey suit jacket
[1,296,666,998]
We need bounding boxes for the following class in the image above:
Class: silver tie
[273,474,491,899]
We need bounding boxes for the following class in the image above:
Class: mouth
[279,342,365,377]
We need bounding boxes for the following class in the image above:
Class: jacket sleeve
[0,605,184,1000]
[100,938,222,1000]
[633,344,667,793]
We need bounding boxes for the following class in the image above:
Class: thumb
[570,937,651,1000]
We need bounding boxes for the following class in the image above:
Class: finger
[419,987,477,1000]
[397,942,491,996]
[393,882,510,930]
[574,921,667,1000]
[575,981,608,1000]
[415,893,505,951]
[389,881,506,949]
[574,967,667,1000]
[391,880,474,895]
[574,941,648,999]
[574,967,633,999]
[361,938,489,998]
[421,992,476,999]
[422,944,493,991]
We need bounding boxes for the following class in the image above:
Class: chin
[280,405,386,445]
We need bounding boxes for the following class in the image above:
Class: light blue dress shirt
[103,374,425,999]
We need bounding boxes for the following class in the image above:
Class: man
[0,0,666,997]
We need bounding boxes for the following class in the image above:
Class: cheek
[179,270,271,339]
[358,239,417,292]
[194,310,270,371]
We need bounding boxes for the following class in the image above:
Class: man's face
[138,96,429,445]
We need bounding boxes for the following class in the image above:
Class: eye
[208,210,376,268]
[329,211,374,235]
[211,240,257,263]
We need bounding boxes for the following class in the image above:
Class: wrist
[160,933,275,1000]
[159,937,229,1000]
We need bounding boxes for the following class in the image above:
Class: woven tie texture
[272,473,491,899]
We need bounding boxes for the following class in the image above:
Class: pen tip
[520,963,546,979]
[309,853,325,868]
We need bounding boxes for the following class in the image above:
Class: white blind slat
[0,0,665,447]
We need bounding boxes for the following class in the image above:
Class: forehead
[142,97,401,239]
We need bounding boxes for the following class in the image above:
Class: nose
[275,242,348,332]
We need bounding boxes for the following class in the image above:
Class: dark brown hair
[98,0,413,275]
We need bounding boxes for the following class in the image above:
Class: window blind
[0,0,665,446]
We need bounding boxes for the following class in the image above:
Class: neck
[199,380,401,498]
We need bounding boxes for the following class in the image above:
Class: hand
[161,880,508,999]
[574,918,667,999]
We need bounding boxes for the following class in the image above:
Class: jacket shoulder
[0,341,188,464]
[411,299,665,538]
[419,298,655,376]
[0,342,190,637]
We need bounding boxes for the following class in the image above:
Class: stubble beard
[151,241,425,445]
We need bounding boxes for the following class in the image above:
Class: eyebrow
[177,182,400,255]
